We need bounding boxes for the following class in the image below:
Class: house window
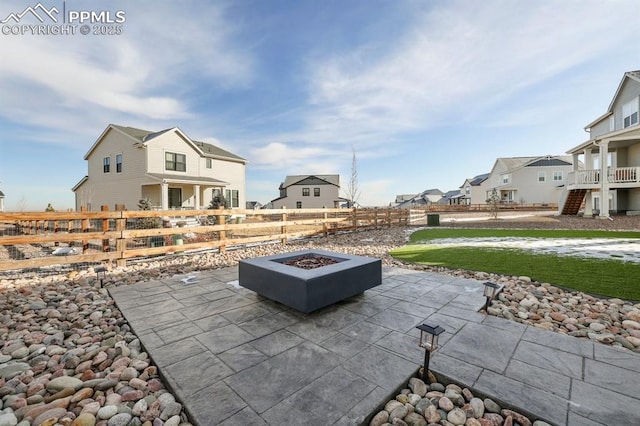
[206,158,212,169]
[501,174,509,184]
[553,171,563,181]
[538,172,546,182]
[623,98,639,128]
[225,189,239,208]
[314,188,320,197]
[302,188,310,196]
[165,152,186,172]
[465,185,471,195]
[103,157,110,173]
[296,201,302,208]
[116,154,122,173]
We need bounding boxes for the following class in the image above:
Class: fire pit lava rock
[238,249,382,313]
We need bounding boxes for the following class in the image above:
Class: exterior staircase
[561,189,587,215]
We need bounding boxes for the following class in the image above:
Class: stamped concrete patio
[110,266,640,426]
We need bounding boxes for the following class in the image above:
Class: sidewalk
[110,266,640,426]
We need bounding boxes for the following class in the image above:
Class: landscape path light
[416,323,445,382]
[483,281,500,312]
[95,266,107,288]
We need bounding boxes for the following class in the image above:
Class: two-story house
[485,156,575,205]
[270,175,343,208]
[72,124,247,211]
[563,70,640,217]
[459,173,490,205]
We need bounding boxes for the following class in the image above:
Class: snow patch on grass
[424,237,640,263]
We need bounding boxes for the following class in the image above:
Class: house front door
[168,188,182,209]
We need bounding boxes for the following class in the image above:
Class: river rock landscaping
[1,216,639,425]
[369,375,550,426]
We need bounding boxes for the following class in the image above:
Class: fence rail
[0,207,409,272]
[406,203,557,212]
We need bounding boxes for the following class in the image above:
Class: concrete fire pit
[238,249,381,313]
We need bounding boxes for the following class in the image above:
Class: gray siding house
[271,175,344,208]
[564,70,640,217]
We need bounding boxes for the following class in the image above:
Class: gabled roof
[83,124,246,163]
[419,188,444,196]
[585,70,640,130]
[0,190,4,197]
[439,189,462,204]
[492,156,572,175]
[395,188,443,207]
[497,157,537,171]
[193,141,245,162]
[395,194,417,203]
[469,173,490,186]
[281,174,340,188]
[71,176,88,192]
[526,158,572,167]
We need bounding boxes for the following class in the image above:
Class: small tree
[208,194,229,209]
[45,203,55,212]
[344,147,361,208]
[202,194,229,225]
[486,188,500,219]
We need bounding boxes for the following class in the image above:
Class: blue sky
[1,0,640,210]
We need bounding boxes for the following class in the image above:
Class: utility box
[427,214,440,226]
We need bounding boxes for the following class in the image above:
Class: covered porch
[566,125,640,216]
[142,174,228,210]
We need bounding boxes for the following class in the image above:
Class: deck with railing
[567,167,640,188]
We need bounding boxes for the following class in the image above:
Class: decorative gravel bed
[369,373,550,426]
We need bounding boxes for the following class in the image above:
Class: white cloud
[250,142,337,172]
[299,0,639,144]
[0,1,252,143]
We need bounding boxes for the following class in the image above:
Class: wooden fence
[0,208,409,272]
[408,203,557,212]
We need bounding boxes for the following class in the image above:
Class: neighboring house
[564,70,640,217]
[395,189,444,208]
[72,124,247,211]
[484,156,575,205]
[439,189,465,205]
[0,190,4,212]
[270,175,344,209]
[459,173,490,205]
[395,194,417,204]
[246,201,263,209]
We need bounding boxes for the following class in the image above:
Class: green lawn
[391,228,640,301]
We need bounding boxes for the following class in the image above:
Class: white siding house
[459,173,490,205]
[271,175,343,208]
[485,156,575,205]
[72,124,247,211]
[564,70,640,217]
